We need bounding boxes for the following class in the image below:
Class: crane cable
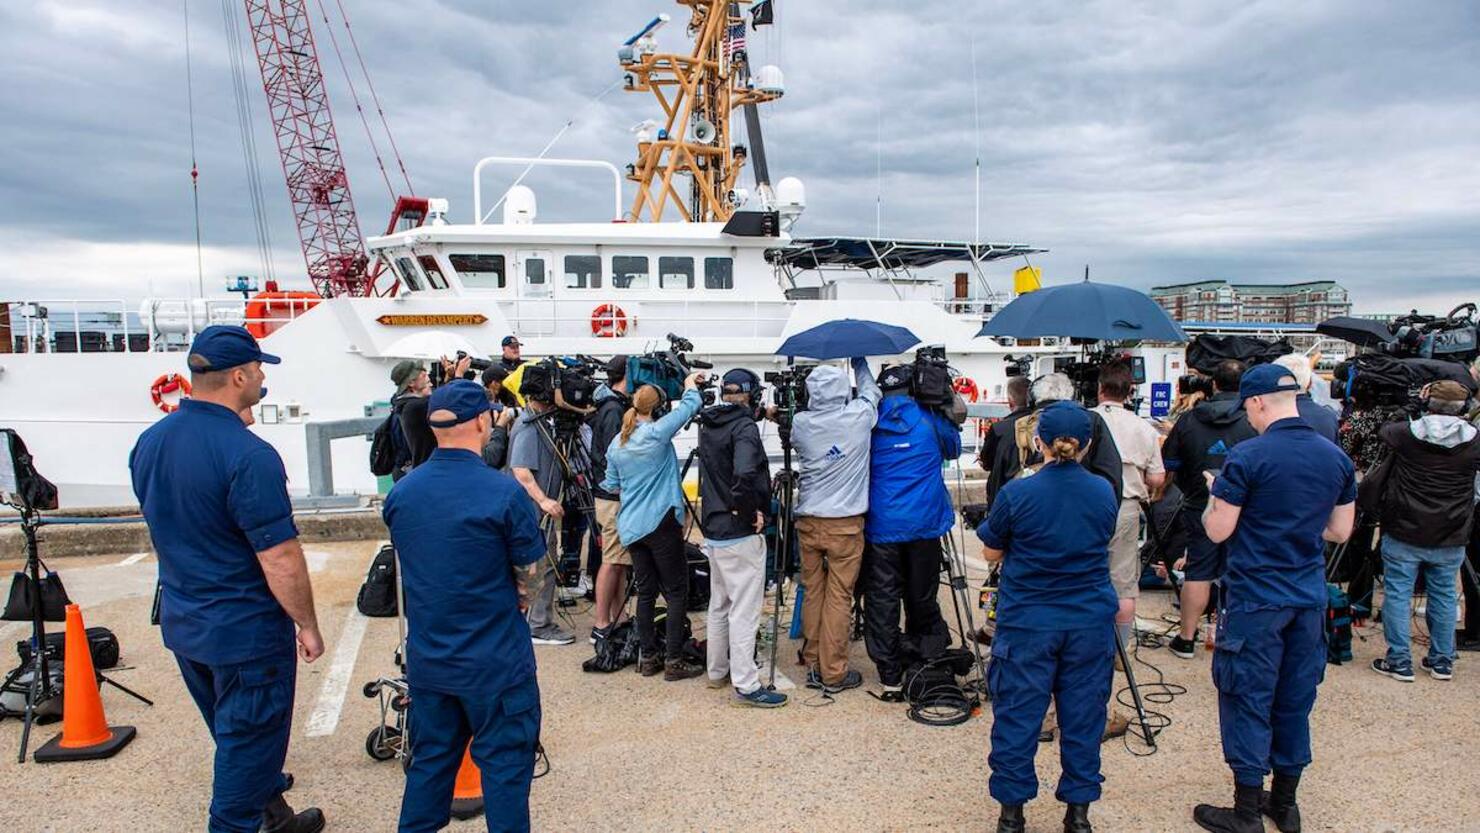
[331,0,414,194]
[312,0,397,203]
[219,0,278,285]
[182,0,205,298]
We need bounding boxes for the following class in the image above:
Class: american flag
[725,19,746,61]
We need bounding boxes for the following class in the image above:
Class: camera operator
[1365,381,1480,683]
[129,326,325,833]
[1272,354,1338,444]
[696,369,787,707]
[1160,359,1255,659]
[864,363,960,701]
[790,356,881,693]
[978,376,1031,479]
[1093,362,1165,658]
[1192,364,1355,833]
[975,402,1118,833]
[986,373,1124,502]
[388,360,429,481]
[507,378,576,647]
[600,374,708,681]
[587,356,633,646]
[382,380,546,833]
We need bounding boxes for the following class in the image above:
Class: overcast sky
[2,0,1477,315]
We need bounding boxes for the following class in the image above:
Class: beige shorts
[1109,499,1141,600]
[595,498,631,567]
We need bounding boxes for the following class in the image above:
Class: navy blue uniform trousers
[1213,606,1325,786]
[175,653,296,833]
[987,625,1114,806]
[399,677,542,833]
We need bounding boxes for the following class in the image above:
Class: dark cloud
[1,0,1476,312]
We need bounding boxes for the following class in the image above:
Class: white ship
[0,1,1182,508]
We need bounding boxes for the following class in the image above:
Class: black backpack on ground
[356,545,398,617]
[16,626,120,670]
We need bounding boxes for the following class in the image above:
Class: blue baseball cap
[427,380,492,428]
[188,325,280,371]
[1239,363,1302,403]
[1036,401,1093,446]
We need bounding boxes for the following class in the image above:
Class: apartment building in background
[1150,280,1352,324]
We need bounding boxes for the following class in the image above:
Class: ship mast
[620,0,781,223]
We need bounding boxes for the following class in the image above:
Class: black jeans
[629,513,689,661]
[863,537,950,686]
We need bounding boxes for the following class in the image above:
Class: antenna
[970,37,981,246]
[875,100,883,237]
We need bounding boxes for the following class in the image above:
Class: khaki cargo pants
[796,514,866,685]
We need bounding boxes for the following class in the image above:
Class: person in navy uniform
[129,326,325,833]
[383,380,547,833]
[1193,364,1356,833]
[976,402,1119,833]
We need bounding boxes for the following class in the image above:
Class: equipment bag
[368,413,400,477]
[356,545,399,618]
[17,625,120,670]
[2,566,71,623]
[1326,583,1354,665]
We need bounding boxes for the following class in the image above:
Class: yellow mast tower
[619,0,782,223]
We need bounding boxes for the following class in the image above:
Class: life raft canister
[244,291,321,339]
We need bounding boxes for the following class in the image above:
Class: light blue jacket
[600,389,703,545]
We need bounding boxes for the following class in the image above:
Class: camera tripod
[0,507,152,762]
[529,409,602,603]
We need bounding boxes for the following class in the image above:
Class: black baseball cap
[606,355,630,383]
[501,335,522,348]
[722,368,760,393]
[188,326,280,371]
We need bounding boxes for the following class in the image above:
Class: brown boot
[664,658,704,681]
[1102,710,1131,743]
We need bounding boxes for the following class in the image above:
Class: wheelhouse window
[704,257,734,290]
[659,256,695,289]
[612,256,650,289]
[393,256,423,291]
[448,254,506,289]
[564,255,602,289]
[417,255,448,290]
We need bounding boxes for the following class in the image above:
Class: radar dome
[503,185,537,225]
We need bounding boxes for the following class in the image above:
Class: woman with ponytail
[600,371,708,681]
[974,401,1120,833]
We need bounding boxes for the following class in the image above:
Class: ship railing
[501,298,792,339]
[0,298,314,355]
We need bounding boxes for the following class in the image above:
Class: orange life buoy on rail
[150,373,192,414]
[591,304,629,338]
[953,376,980,403]
[244,291,321,339]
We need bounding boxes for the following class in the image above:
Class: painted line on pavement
[304,607,370,738]
[116,552,150,567]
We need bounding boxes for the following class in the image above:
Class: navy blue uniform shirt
[977,462,1119,630]
[383,448,546,698]
[1210,417,1356,612]
[129,399,298,665]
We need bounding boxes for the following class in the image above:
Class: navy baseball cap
[721,368,760,393]
[188,325,280,371]
[1036,401,1093,446]
[501,335,522,347]
[1239,364,1302,403]
[427,380,492,428]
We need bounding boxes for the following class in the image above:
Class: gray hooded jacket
[792,357,881,517]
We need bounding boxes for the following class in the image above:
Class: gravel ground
[1,540,1476,832]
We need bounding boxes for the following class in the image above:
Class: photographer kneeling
[697,369,787,707]
[976,402,1118,833]
[864,363,961,701]
[601,373,707,681]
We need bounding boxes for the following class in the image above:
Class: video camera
[763,365,813,416]
[1003,354,1034,378]
[1376,304,1478,363]
[1053,350,1146,408]
[626,333,718,412]
[519,355,604,439]
[1330,353,1477,415]
[879,346,968,425]
[427,351,493,387]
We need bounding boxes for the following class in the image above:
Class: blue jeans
[1381,537,1466,666]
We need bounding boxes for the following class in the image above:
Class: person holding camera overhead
[863,363,961,702]
[601,372,708,680]
[975,401,1119,833]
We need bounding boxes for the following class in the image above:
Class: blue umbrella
[776,318,921,359]
[977,280,1187,342]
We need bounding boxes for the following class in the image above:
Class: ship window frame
[393,256,424,292]
[703,256,734,290]
[417,254,449,290]
[563,254,603,290]
[658,256,695,290]
[611,255,650,290]
[448,253,507,289]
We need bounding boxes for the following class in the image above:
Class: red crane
[242,0,424,297]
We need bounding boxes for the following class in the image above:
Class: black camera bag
[356,545,398,618]
[2,566,70,623]
[17,625,119,670]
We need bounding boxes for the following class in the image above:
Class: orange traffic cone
[449,741,484,820]
[34,605,136,762]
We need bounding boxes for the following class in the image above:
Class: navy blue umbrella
[776,318,921,359]
[977,280,1187,342]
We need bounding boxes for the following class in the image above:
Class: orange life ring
[953,376,980,403]
[244,291,321,339]
[150,373,193,414]
[591,304,628,338]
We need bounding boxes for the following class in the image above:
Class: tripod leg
[1114,630,1156,748]
[100,673,155,707]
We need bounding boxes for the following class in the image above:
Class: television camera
[427,351,492,387]
[1052,351,1146,408]
[626,333,718,412]
[1376,303,1478,363]
[520,354,606,437]
[1323,304,1479,413]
